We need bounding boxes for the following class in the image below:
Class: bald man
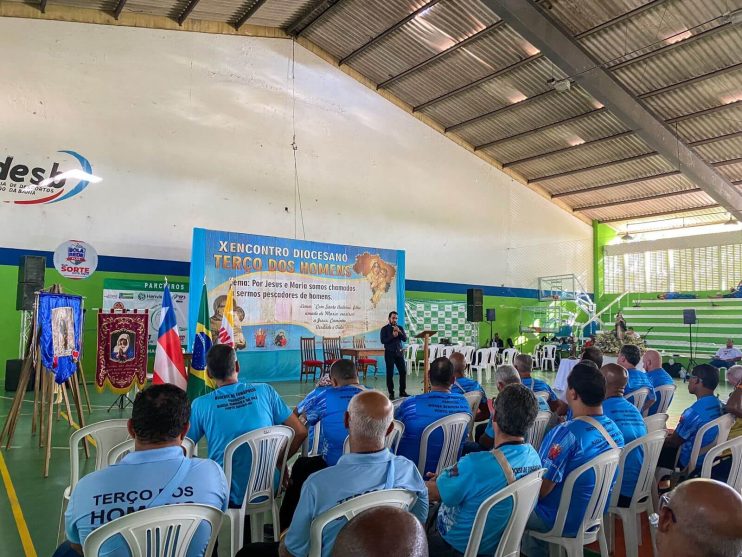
[331,507,428,557]
[656,478,742,557]
[643,350,675,415]
[450,352,490,422]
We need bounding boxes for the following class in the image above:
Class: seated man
[426,384,542,556]
[450,351,490,422]
[709,338,742,369]
[713,365,742,483]
[617,344,655,414]
[396,357,471,474]
[523,362,624,557]
[515,354,567,416]
[657,364,723,474]
[279,390,428,557]
[56,384,228,557]
[656,479,742,557]
[331,507,428,557]
[643,349,675,415]
[186,345,306,508]
[600,363,648,505]
[580,346,604,368]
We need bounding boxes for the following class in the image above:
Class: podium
[415,330,437,393]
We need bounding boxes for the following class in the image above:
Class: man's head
[643,349,662,371]
[388,311,398,326]
[330,359,359,386]
[513,354,533,377]
[494,333,501,339]
[580,346,604,368]
[129,384,190,448]
[689,364,719,395]
[493,384,538,439]
[331,507,428,557]
[345,390,393,451]
[617,344,642,369]
[726,365,742,387]
[727,338,734,349]
[206,344,239,382]
[566,361,605,409]
[600,363,628,397]
[449,352,466,377]
[429,357,455,388]
[494,364,520,392]
[656,478,742,557]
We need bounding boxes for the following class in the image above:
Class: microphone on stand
[642,327,655,341]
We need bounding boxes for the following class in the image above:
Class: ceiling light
[567,136,585,147]
[39,169,103,187]
[548,78,571,92]
[664,29,692,45]
[508,92,528,104]
[724,215,737,225]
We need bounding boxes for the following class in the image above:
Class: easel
[0,286,90,477]
[415,330,437,393]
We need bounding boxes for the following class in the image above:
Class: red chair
[322,337,342,376]
[353,336,377,381]
[300,337,323,383]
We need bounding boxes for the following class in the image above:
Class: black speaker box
[467,288,483,306]
[16,282,39,311]
[4,359,34,392]
[467,304,484,322]
[19,255,46,284]
[486,308,496,322]
[683,309,697,325]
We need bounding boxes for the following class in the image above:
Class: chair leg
[623,512,639,557]
[229,512,241,557]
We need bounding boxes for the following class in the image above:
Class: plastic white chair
[464,469,545,557]
[624,388,650,412]
[428,344,442,361]
[224,425,294,556]
[651,384,676,416]
[606,430,667,557]
[489,347,500,371]
[343,419,405,455]
[405,344,420,375]
[461,346,476,366]
[501,348,518,366]
[82,503,223,557]
[392,397,406,412]
[472,348,496,383]
[526,411,552,451]
[701,435,742,491]
[308,489,417,557]
[541,345,557,371]
[108,437,197,465]
[668,413,736,485]
[464,391,483,440]
[418,412,471,475]
[526,448,621,557]
[443,346,456,358]
[643,413,668,433]
[532,344,543,370]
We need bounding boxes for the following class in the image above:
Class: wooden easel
[0,285,89,477]
[415,330,438,393]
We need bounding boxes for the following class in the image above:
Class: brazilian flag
[186,284,215,401]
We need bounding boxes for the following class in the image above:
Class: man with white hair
[643,349,675,415]
[279,390,428,557]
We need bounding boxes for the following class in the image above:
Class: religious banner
[189,229,405,381]
[37,292,83,384]
[95,311,149,393]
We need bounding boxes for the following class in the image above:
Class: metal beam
[666,99,741,124]
[639,62,742,100]
[446,89,557,133]
[287,0,343,36]
[689,130,742,148]
[573,188,702,212]
[574,0,668,40]
[378,21,505,89]
[530,152,657,183]
[233,0,269,30]
[484,0,742,221]
[552,171,681,199]
[113,0,128,20]
[503,130,635,168]
[339,0,444,66]
[600,204,720,223]
[177,0,201,25]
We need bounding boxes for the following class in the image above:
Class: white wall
[0,17,593,290]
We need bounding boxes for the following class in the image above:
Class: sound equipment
[683,309,697,325]
[16,255,45,311]
[4,359,34,392]
[467,288,483,322]
[486,308,496,322]
[17,282,39,311]
[467,288,483,306]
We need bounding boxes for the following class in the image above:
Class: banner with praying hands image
[189,228,405,382]
[96,311,149,393]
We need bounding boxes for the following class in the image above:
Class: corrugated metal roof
[190,0,243,23]
[676,103,742,142]
[694,135,742,163]
[604,206,730,229]
[39,0,119,9]
[581,190,718,221]
[542,0,650,37]
[562,173,697,206]
[124,0,182,17]
[248,0,319,28]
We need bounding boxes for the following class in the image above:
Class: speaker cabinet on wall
[466,288,484,322]
[19,255,46,284]
[467,288,483,306]
[486,309,496,322]
[683,309,697,325]
[16,282,39,311]
[467,305,484,322]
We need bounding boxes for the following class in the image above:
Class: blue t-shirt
[536,415,624,536]
[646,369,675,415]
[485,396,550,439]
[626,369,656,406]
[522,377,558,402]
[436,443,542,554]
[186,382,292,507]
[297,385,332,450]
[396,391,471,474]
[452,377,487,404]
[65,447,228,557]
[676,395,724,469]
[285,449,429,557]
[602,397,647,498]
[303,384,366,465]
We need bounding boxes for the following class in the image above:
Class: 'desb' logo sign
[54,240,98,280]
[0,150,94,204]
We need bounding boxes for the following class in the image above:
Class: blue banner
[37,292,84,384]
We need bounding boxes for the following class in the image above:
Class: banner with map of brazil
[188,228,405,382]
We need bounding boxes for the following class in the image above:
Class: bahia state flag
[153,283,187,390]
[217,281,235,347]
[186,284,215,400]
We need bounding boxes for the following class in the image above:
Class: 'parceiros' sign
[0,150,95,204]
[54,240,98,280]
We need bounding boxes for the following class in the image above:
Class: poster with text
[189,229,405,382]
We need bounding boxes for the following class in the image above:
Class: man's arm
[475,402,491,422]
[477,432,494,449]
[398,326,407,342]
[549,399,568,416]
[283,413,308,457]
[380,325,392,346]
[663,430,684,449]
[539,478,557,498]
[279,541,296,557]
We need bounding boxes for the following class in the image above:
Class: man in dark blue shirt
[380,311,408,398]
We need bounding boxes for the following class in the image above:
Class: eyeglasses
[659,493,677,523]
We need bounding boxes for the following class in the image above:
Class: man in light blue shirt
[396,357,471,474]
[279,390,428,557]
[515,354,568,416]
[55,384,228,557]
[643,349,675,415]
[187,345,306,508]
[427,383,543,556]
[618,344,656,413]
[450,351,490,423]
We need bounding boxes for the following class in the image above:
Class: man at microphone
[380,311,409,399]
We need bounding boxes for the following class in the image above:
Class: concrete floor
[0,368,733,557]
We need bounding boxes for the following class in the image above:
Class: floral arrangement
[594,331,647,355]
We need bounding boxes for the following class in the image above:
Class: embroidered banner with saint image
[96,311,149,393]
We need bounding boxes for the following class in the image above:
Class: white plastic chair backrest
[343,420,405,455]
[69,419,130,492]
[610,430,667,507]
[464,470,545,557]
[108,437,198,466]
[464,391,482,416]
[489,347,499,363]
[443,346,455,358]
[308,489,417,557]
[654,384,676,415]
[525,411,552,451]
[643,413,669,433]
[418,412,471,475]
[534,391,550,401]
[502,349,518,365]
[462,346,475,364]
[223,425,294,509]
[428,344,441,360]
[473,349,488,368]
[542,345,557,358]
[701,435,742,492]
[685,413,736,475]
[545,448,621,539]
[392,398,405,411]
[309,420,322,456]
[625,388,650,411]
[82,503,223,557]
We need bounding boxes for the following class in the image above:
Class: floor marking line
[0,451,38,557]
[60,411,97,448]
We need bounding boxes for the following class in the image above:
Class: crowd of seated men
[54,339,742,557]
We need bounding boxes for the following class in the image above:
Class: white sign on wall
[53,240,98,280]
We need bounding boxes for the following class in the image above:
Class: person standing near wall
[380,311,408,398]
